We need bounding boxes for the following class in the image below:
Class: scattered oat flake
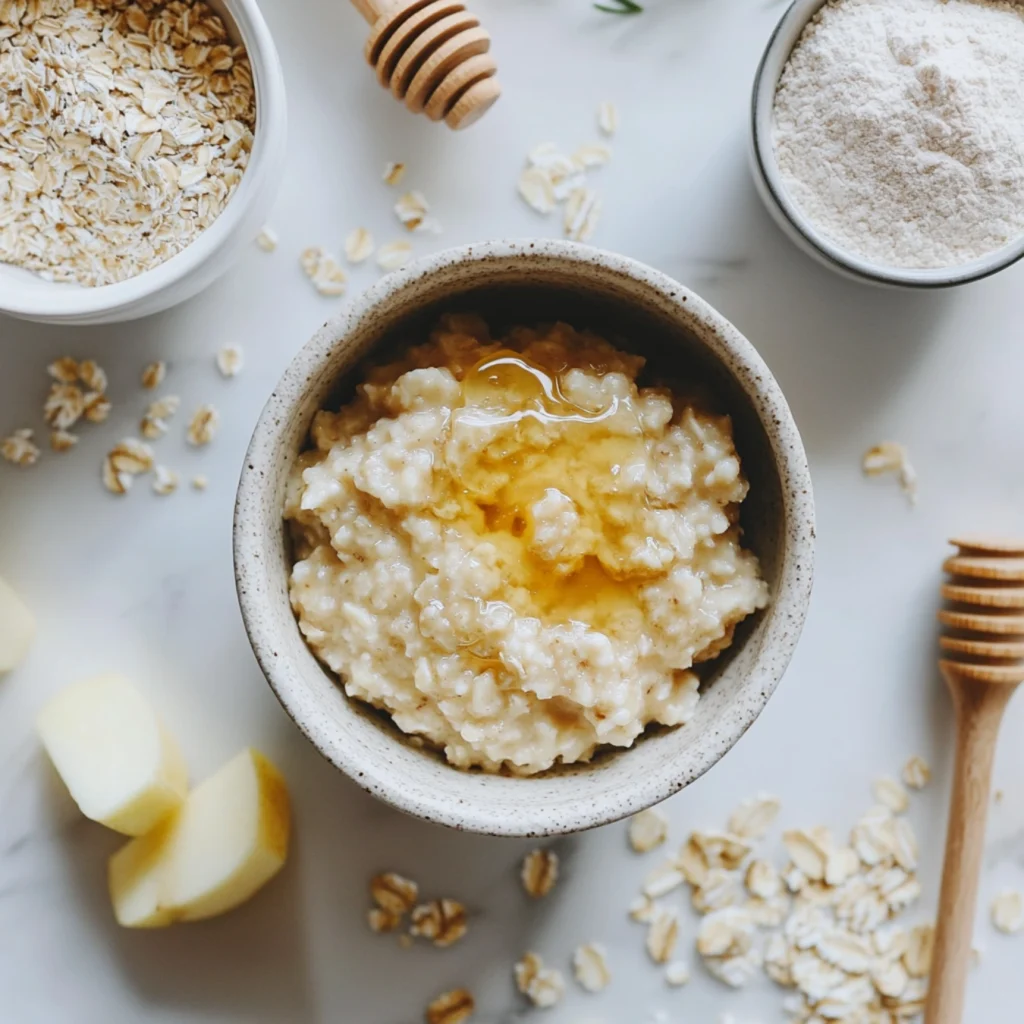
[152,465,179,496]
[573,143,612,169]
[83,392,111,424]
[992,891,1024,934]
[50,430,77,453]
[873,776,910,814]
[646,907,680,964]
[728,795,782,840]
[521,848,559,898]
[598,100,619,136]
[370,872,418,916]
[514,952,565,1008]
[141,361,166,390]
[186,405,219,447]
[902,755,931,790]
[629,808,669,853]
[368,906,401,933]
[47,357,79,383]
[78,360,107,393]
[425,988,475,1024]
[629,894,658,923]
[518,166,556,215]
[383,161,406,187]
[395,190,430,231]
[564,187,601,242]
[644,860,685,899]
[102,438,154,494]
[376,240,413,272]
[44,383,85,430]
[300,246,347,296]
[192,475,209,491]
[665,961,690,987]
[572,943,611,992]
[256,226,278,252]
[862,441,917,505]
[345,227,375,264]
[2,429,40,467]
[410,899,467,947]
[141,395,181,439]
[216,345,244,378]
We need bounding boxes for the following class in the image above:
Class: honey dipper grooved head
[363,0,500,130]
[939,536,1024,685]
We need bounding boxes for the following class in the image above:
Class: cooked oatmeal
[285,315,768,774]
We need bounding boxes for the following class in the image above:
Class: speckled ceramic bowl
[234,241,815,837]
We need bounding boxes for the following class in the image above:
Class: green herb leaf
[595,0,643,13]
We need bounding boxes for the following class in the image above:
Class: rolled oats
[902,755,931,790]
[383,161,406,187]
[394,190,433,232]
[84,391,112,423]
[186,404,219,446]
[409,898,467,947]
[872,777,910,814]
[367,906,401,933]
[191,474,209,491]
[50,430,77,453]
[102,438,154,494]
[902,923,934,977]
[728,795,782,840]
[300,247,347,296]
[0,0,255,286]
[572,143,612,169]
[425,988,474,1024]
[141,362,167,390]
[992,890,1024,934]
[664,961,690,986]
[216,345,244,378]
[597,100,619,136]
[862,442,917,505]
[572,942,611,992]
[370,872,419,916]
[629,894,658,923]
[47,358,80,383]
[563,187,601,242]
[376,240,413,272]
[344,227,375,264]
[643,860,685,899]
[2,429,39,467]
[44,384,86,431]
[141,395,181,439]
[521,848,559,898]
[256,226,278,252]
[746,859,783,900]
[646,907,680,963]
[518,166,557,214]
[78,361,107,394]
[514,952,565,1008]
[629,808,669,853]
[152,465,179,496]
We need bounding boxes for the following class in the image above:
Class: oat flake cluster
[0,0,256,286]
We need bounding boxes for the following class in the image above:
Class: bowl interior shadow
[238,250,809,836]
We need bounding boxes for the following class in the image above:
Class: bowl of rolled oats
[0,0,286,324]
[235,240,816,837]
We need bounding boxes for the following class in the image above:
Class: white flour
[772,0,1024,269]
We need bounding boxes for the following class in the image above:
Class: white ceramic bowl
[234,241,816,837]
[0,0,286,325]
[751,0,1024,289]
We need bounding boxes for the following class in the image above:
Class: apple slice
[0,575,35,673]
[109,748,291,927]
[37,674,188,836]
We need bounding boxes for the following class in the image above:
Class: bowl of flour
[751,0,1024,288]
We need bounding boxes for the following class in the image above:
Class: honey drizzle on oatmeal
[448,349,658,637]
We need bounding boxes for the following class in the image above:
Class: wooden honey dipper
[350,0,501,129]
[924,535,1024,1024]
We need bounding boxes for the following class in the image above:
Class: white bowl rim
[0,0,285,319]
[234,239,816,836]
[752,0,1024,289]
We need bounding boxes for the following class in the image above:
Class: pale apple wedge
[108,748,290,927]
[0,575,35,673]
[37,674,187,836]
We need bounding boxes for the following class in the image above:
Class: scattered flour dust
[773,0,1024,269]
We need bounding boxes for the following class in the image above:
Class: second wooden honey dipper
[350,0,501,129]
[924,536,1024,1024]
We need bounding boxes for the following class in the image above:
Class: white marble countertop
[2,0,1024,1021]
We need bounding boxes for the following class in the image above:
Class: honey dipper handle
[924,668,1015,1024]
[350,0,394,24]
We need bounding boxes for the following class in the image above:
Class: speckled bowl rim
[751,0,1024,289]
[234,240,815,836]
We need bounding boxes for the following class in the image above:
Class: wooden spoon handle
[924,667,1015,1024]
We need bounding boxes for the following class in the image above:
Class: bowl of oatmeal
[0,0,286,324]
[234,241,815,836]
